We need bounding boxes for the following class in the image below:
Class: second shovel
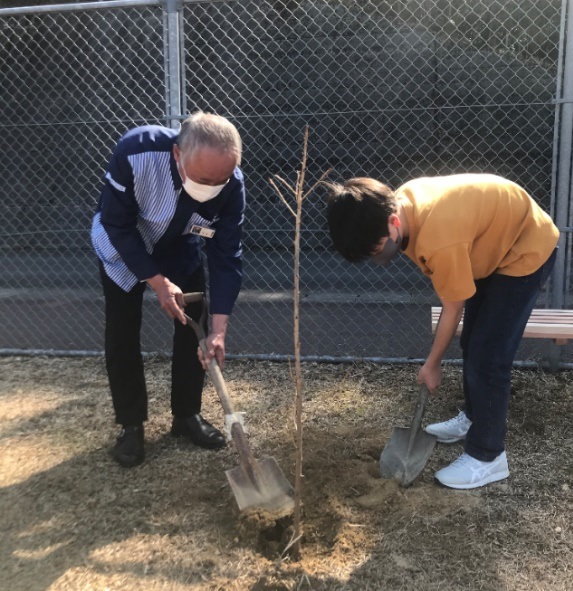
[379,384,437,487]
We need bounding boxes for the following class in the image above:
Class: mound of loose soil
[0,357,571,590]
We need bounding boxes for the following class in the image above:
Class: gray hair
[177,112,242,165]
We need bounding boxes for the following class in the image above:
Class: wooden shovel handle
[182,292,204,305]
[182,292,233,410]
[182,293,260,470]
[203,342,262,482]
[183,309,236,416]
[205,355,235,416]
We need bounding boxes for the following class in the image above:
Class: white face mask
[182,177,228,203]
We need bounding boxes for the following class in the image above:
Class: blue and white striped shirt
[91,125,245,315]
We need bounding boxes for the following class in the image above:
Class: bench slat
[431,307,573,342]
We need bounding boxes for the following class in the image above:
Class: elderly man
[91,112,245,467]
[326,174,559,489]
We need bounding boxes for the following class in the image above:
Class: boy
[326,174,559,488]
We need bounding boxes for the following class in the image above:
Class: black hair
[325,177,397,262]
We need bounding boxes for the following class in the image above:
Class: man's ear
[173,144,180,162]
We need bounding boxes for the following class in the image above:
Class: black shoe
[171,414,226,450]
[113,425,145,467]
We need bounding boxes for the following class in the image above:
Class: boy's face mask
[371,230,402,267]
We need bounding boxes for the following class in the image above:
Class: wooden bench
[431,307,573,346]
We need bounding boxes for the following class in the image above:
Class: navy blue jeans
[460,249,557,461]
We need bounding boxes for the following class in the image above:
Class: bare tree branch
[296,127,309,198]
[273,174,297,196]
[269,177,296,217]
[302,167,333,200]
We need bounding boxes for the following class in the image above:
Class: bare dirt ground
[0,356,572,591]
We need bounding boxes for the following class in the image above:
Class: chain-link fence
[1,0,572,365]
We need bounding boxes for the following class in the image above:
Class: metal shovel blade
[379,384,437,487]
[379,426,437,486]
[226,456,295,514]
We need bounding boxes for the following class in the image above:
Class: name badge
[190,225,215,238]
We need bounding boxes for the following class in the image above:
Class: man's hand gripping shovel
[182,292,294,514]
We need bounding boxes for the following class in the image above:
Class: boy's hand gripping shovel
[379,384,437,487]
[182,292,294,514]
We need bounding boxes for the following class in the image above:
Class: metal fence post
[164,0,183,128]
[546,0,573,369]
[552,0,573,311]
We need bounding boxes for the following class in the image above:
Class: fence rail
[1,0,572,366]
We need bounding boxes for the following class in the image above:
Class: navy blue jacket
[91,125,245,315]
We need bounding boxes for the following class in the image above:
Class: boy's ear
[390,213,401,228]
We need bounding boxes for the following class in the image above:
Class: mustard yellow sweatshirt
[396,174,560,301]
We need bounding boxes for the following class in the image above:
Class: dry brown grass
[0,356,572,590]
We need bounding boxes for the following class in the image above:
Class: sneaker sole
[424,431,467,444]
[434,469,509,490]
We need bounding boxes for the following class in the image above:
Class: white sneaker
[425,410,472,443]
[434,452,509,489]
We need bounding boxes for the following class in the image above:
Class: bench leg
[544,341,562,373]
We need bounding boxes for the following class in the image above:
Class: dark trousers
[99,262,208,426]
[460,249,557,461]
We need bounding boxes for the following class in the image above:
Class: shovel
[182,292,294,514]
[379,384,437,487]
